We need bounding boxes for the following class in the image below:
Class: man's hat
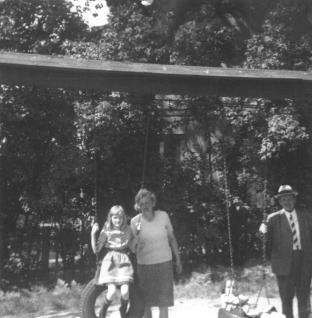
[274,185,298,199]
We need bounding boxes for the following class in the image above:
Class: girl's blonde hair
[104,205,127,230]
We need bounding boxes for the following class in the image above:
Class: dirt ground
[3,297,299,318]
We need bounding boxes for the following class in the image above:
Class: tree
[0,0,88,53]
[134,0,312,40]
[31,0,312,271]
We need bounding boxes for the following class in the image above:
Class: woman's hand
[136,222,141,237]
[175,259,183,275]
[91,223,100,236]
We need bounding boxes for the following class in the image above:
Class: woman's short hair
[134,189,157,210]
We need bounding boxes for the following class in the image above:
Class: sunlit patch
[141,0,154,6]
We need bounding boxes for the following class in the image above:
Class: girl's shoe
[119,298,129,318]
[99,296,112,318]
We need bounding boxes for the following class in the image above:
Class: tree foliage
[0,0,87,53]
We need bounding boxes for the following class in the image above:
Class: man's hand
[259,223,267,234]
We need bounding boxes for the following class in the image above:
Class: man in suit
[260,185,312,318]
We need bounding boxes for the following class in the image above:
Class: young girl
[220,277,285,318]
[91,205,134,318]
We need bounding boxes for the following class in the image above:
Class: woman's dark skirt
[137,260,174,307]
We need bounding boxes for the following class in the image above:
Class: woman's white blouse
[131,210,173,265]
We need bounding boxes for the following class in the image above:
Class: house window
[160,135,185,161]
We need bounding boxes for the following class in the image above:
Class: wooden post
[0,154,4,288]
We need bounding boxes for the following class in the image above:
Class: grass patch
[174,265,279,300]
[0,280,83,317]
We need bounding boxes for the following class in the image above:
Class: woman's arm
[129,218,141,253]
[117,226,136,251]
[165,212,182,274]
[168,233,182,274]
[129,234,139,253]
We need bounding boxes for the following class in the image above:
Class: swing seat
[80,279,145,318]
[218,308,244,318]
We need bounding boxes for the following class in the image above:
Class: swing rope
[91,94,100,267]
[136,110,150,229]
[94,146,99,266]
[141,110,151,189]
[131,109,151,282]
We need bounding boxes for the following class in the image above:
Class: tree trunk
[58,222,68,281]
[26,227,34,277]
[0,220,3,289]
[80,220,84,276]
[55,236,59,276]
[41,226,51,279]
[71,228,76,280]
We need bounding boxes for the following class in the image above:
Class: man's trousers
[276,250,311,318]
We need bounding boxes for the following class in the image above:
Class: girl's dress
[96,225,134,285]
[220,293,281,318]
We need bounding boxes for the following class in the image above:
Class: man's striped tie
[289,213,299,250]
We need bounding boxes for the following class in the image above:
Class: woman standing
[130,189,182,318]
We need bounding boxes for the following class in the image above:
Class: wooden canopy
[0,52,312,100]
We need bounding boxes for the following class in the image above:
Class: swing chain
[222,142,235,279]
[256,105,271,307]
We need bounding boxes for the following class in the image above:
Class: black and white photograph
[1,1,312,318]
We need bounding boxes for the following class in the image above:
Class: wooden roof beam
[1,52,312,100]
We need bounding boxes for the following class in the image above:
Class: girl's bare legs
[159,307,168,318]
[99,284,116,318]
[106,284,117,301]
[120,284,130,300]
[119,284,130,318]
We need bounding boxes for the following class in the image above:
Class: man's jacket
[266,209,312,276]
